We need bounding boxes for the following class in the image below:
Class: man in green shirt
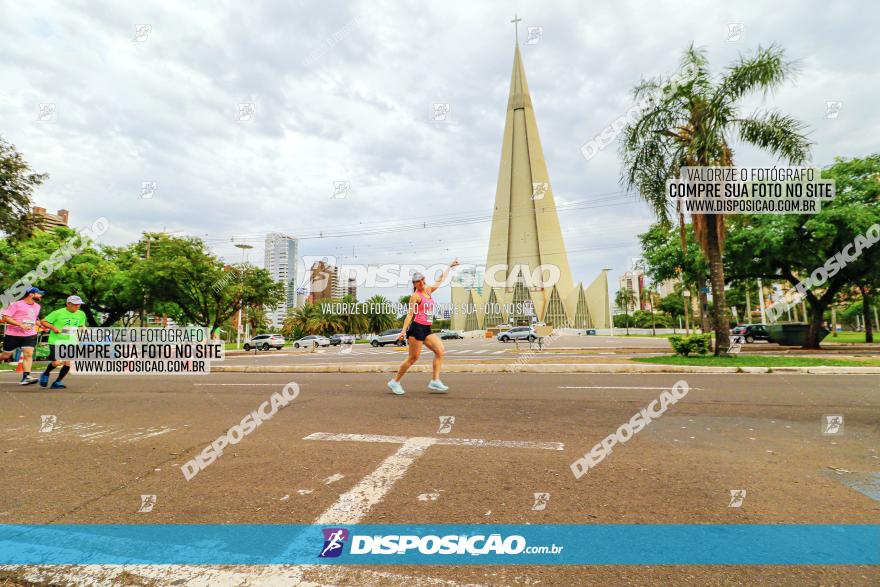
[38,295,87,389]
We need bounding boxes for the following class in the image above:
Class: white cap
[66,295,84,305]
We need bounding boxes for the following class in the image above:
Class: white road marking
[306,431,563,526]
[304,432,564,451]
[323,473,345,485]
[558,386,703,390]
[6,429,547,586]
[492,350,505,355]
[314,437,436,525]
[193,383,287,386]
[472,350,487,355]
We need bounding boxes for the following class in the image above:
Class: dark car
[730,324,770,343]
[439,329,464,340]
[329,334,355,346]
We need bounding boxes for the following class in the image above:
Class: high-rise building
[309,260,337,302]
[264,233,298,327]
[618,270,646,312]
[451,42,610,331]
[31,207,69,230]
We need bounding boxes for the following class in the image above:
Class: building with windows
[31,206,69,230]
[618,270,646,312]
[264,233,298,327]
[309,260,337,302]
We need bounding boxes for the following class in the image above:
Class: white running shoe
[427,380,449,393]
[387,380,405,395]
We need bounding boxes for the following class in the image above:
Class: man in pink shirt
[1,287,45,385]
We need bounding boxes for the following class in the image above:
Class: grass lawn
[633,355,880,367]
[824,331,875,343]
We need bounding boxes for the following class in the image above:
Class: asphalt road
[225,335,671,365]
[1,371,878,586]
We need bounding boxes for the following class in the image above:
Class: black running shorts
[2,334,39,352]
[406,323,432,341]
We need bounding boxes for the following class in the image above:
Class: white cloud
[1,0,876,301]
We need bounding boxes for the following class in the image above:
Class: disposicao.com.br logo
[318,528,563,558]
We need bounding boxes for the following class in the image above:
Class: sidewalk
[212,362,880,375]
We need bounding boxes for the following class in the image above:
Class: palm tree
[615,289,636,335]
[641,287,657,336]
[621,44,811,354]
[338,294,368,336]
[283,303,318,338]
[308,300,344,334]
[365,294,397,334]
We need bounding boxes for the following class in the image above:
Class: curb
[211,364,880,375]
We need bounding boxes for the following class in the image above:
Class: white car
[371,329,407,347]
[243,333,285,351]
[497,326,536,342]
[293,335,331,348]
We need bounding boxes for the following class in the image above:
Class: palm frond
[715,44,795,106]
[735,110,813,164]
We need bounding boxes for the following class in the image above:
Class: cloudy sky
[2,0,877,301]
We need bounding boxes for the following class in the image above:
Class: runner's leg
[422,334,445,381]
[55,361,71,383]
[20,346,37,384]
[394,338,421,381]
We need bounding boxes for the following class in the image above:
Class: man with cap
[0,287,46,385]
[38,295,87,389]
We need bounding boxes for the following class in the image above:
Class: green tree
[365,294,397,333]
[724,155,880,348]
[0,227,144,325]
[657,290,686,330]
[339,294,368,335]
[615,289,636,335]
[135,233,283,330]
[0,138,46,240]
[621,44,812,354]
[639,222,707,287]
[283,304,316,338]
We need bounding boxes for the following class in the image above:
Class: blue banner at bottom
[0,524,877,565]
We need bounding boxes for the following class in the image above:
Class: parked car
[371,329,406,347]
[329,334,355,346]
[730,324,770,343]
[497,326,536,342]
[439,329,464,340]
[584,329,597,335]
[243,333,285,351]
[293,335,331,348]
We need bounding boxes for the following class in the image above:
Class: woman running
[387,259,459,396]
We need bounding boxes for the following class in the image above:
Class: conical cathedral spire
[484,45,574,302]
[450,43,612,331]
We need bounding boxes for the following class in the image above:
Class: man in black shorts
[1,287,46,385]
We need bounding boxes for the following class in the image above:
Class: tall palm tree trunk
[705,214,730,354]
[859,284,874,343]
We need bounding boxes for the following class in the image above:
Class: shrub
[668,333,712,356]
